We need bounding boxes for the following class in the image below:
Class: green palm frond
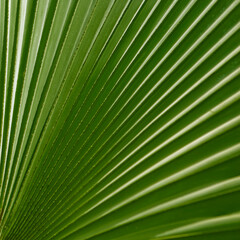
[0,0,240,239]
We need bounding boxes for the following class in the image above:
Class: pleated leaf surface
[0,0,240,239]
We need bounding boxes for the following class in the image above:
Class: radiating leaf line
[0,0,239,239]
[1,0,58,214]
[23,20,239,229]
[40,141,240,240]
[1,0,64,223]
[1,0,97,229]
[11,1,240,238]
[26,49,240,237]
[30,64,239,239]
[155,212,240,239]
[34,99,240,240]
[56,177,240,239]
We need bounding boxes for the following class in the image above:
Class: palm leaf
[0,0,240,239]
